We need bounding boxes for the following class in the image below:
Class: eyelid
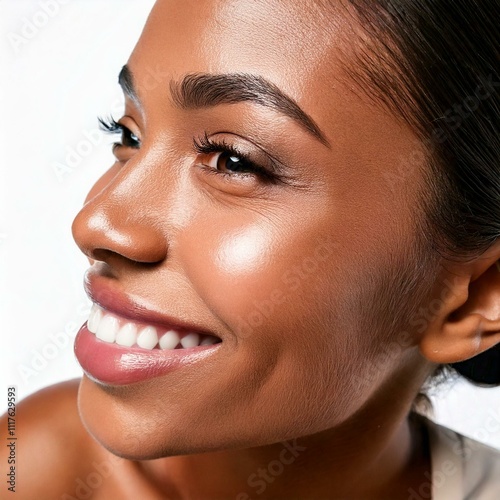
[98,115,141,149]
[194,131,293,181]
[193,133,267,170]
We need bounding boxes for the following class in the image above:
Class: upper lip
[83,268,221,338]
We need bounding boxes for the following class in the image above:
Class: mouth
[74,271,223,386]
[87,303,221,350]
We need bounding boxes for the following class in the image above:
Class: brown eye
[213,152,256,175]
[193,134,277,182]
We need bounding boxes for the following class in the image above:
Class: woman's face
[72,0,435,458]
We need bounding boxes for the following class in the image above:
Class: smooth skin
[4,1,500,498]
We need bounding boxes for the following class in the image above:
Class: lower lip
[74,323,222,386]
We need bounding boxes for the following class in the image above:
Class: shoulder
[1,379,108,499]
[11,378,87,453]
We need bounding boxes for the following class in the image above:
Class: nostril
[89,248,165,267]
[91,248,116,263]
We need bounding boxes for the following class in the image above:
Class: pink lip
[83,268,221,338]
[74,268,223,385]
[75,324,221,385]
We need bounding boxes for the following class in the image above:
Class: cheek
[181,211,338,342]
[215,226,270,276]
[205,224,284,337]
[179,206,376,408]
[177,212,365,428]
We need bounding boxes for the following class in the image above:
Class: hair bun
[450,345,500,386]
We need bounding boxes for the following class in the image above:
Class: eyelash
[192,132,278,183]
[98,116,280,184]
[98,116,141,151]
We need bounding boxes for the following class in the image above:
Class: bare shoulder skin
[1,381,76,497]
[0,380,171,499]
[0,380,95,499]
[0,379,206,500]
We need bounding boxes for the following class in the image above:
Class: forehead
[129,0,351,117]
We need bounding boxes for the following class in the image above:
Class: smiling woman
[2,0,500,499]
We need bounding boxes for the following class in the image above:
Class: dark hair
[341,0,500,385]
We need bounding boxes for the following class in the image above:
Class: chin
[75,375,244,459]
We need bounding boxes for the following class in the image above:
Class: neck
[138,363,433,499]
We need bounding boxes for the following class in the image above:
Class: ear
[419,242,500,364]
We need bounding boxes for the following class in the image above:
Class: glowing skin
[68,1,438,496]
[7,1,500,499]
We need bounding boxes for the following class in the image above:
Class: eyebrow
[118,65,137,103]
[118,65,329,147]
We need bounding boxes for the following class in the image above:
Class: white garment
[417,416,500,499]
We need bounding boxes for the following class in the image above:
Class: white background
[1,0,499,450]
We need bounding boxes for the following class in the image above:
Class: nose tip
[72,200,169,266]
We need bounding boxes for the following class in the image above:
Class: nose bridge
[72,162,169,264]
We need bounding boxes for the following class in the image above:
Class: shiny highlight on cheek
[214,226,273,276]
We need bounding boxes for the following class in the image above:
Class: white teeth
[115,323,138,347]
[87,303,218,350]
[96,315,119,343]
[200,336,218,346]
[137,326,159,350]
[87,304,102,334]
[159,330,180,350]
[180,332,200,348]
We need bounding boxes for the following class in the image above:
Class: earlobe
[418,245,500,365]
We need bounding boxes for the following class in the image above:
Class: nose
[71,167,169,266]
